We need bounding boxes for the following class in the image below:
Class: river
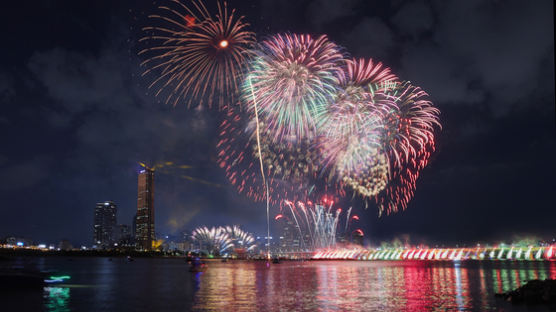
[2,257,555,311]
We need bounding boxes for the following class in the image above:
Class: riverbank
[0,247,181,259]
[496,279,556,305]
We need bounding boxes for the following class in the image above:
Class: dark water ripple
[1,257,555,311]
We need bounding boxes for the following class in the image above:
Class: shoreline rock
[495,279,556,305]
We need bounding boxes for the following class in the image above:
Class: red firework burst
[140,0,255,109]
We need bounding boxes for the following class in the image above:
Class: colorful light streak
[312,245,556,261]
[278,197,357,250]
[140,0,255,108]
[140,1,441,217]
[192,225,256,255]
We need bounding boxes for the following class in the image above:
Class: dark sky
[0,0,554,246]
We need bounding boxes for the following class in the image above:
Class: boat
[189,257,207,272]
[189,263,207,272]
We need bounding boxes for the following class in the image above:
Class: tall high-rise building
[93,201,117,248]
[115,224,132,246]
[136,166,155,250]
[277,218,301,252]
[131,214,137,240]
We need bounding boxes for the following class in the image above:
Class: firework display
[375,82,441,214]
[191,225,256,255]
[277,196,358,250]
[242,33,344,142]
[317,58,398,199]
[142,1,441,216]
[140,0,255,108]
[218,57,439,214]
[191,226,233,255]
[222,225,256,251]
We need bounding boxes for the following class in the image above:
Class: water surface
[2,257,555,311]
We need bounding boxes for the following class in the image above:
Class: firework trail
[344,206,352,233]
[191,226,234,255]
[140,0,255,109]
[247,76,272,259]
[222,225,256,251]
[283,200,307,250]
[242,33,344,142]
[278,196,357,250]
[191,226,256,254]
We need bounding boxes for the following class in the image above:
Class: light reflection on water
[44,287,70,312]
[2,257,555,311]
[193,260,556,311]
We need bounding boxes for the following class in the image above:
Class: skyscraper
[115,224,132,246]
[277,217,301,252]
[136,166,155,250]
[131,213,137,241]
[93,201,117,248]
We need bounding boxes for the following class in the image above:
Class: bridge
[312,245,556,261]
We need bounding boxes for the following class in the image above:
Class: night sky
[0,0,554,246]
